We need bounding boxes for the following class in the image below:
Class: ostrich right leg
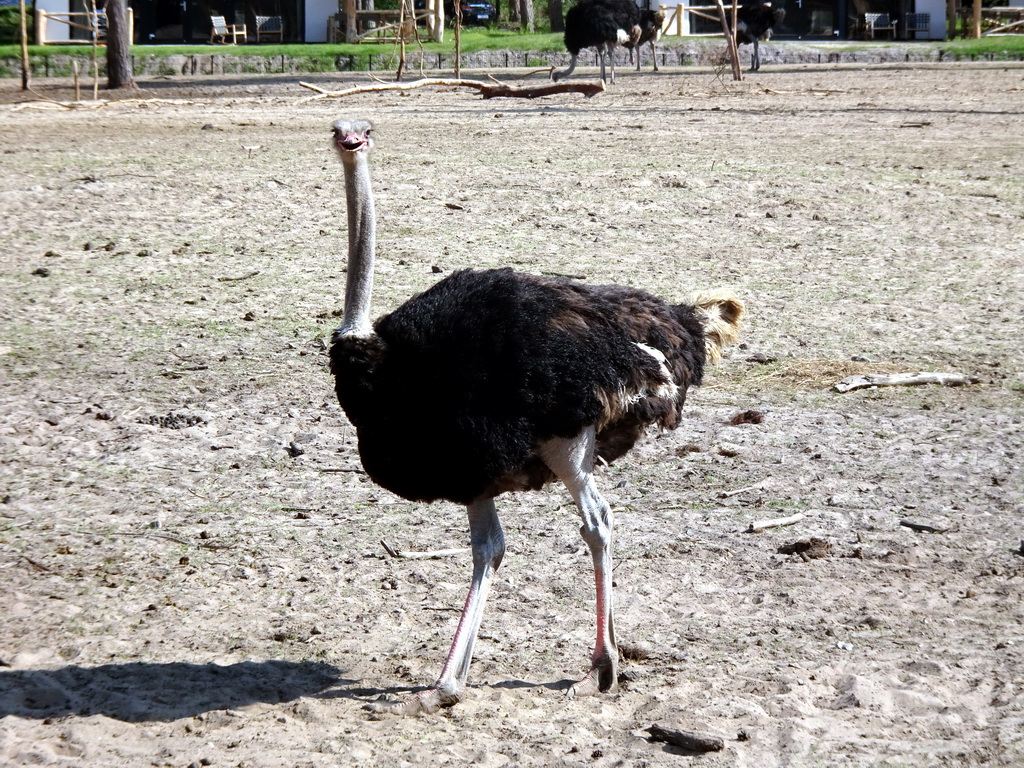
[751,39,760,71]
[539,427,618,696]
[366,497,505,716]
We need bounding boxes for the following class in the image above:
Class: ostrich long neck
[340,152,376,337]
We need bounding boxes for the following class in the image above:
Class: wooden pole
[344,0,357,43]
[971,0,981,37]
[18,0,30,90]
[396,0,406,80]
[715,0,742,81]
[730,0,738,54]
[946,0,956,38]
[454,0,462,78]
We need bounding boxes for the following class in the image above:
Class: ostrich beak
[336,133,368,153]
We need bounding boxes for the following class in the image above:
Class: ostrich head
[331,118,374,160]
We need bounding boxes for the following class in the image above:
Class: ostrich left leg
[539,427,618,697]
[366,497,505,715]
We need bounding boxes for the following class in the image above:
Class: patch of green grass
[938,35,1024,58]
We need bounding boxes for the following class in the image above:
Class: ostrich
[730,1,785,72]
[551,0,642,85]
[625,9,666,72]
[329,118,745,717]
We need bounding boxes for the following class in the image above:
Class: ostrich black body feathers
[330,267,706,506]
[563,0,641,56]
[730,1,785,71]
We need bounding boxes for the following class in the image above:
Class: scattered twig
[380,539,469,560]
[320,467,366,474]
[834,371,978,393]
[19,555,52,572]
[900,519,948,534]
[540,271,587,280]
[720,481,764,499]
[217,270,261,282]
[746,512,804,533]
[646,724,724,753]
[298,78,605,101]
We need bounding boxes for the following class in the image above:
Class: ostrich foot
[566,658,618,698]
[363,687,460,717]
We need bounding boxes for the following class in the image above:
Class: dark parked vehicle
[443,0,497,24]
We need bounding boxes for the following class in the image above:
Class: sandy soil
[1,62,1023,767]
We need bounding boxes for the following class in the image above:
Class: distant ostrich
[625,9,666,71]
[729,1,785,71]
[329,118,745,717]
[551,0,642,84]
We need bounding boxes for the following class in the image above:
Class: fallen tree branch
[900,519,948,534]
[381,539,469,559]
[299,77,605,101]
[746,512,804,533]
[11,97,195,111]
[833,371,978,393]
[646,724,724,753]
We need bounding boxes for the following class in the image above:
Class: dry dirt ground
[1,62,1022,767]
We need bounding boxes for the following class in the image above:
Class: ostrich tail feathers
[689,289,745,365]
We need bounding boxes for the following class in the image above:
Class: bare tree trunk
[519,0,534,31]
[104,0,136,90]
[548,0,564,32]
[18,0,30,90]
[509,0,520,24]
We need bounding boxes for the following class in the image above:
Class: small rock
[836,641,854,651]
[431,265,443,273]
[137,249,153,258]
[717,442,743,458]
[32,267,50,277]
[286,441,305,457]
[728,409,763,426]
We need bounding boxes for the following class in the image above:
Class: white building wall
[304,0,336,42]
[36,0,75,43]
[914,0,947,39]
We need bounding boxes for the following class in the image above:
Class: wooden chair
[210,15,247,44]
[254,15,284,42]
[904,12,930,39]
[864,12,897,39]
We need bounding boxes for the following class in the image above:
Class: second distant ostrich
[329,118,745,717]
[625,9,666,71]
[730,0,786,71]
[551,0,642,84]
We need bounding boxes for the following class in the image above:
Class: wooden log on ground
[833,371,978,393]
[646,724,724,753]
[299,78,605,101]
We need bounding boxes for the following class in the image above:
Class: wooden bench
[254,15,284,42]
[210,15,247,44]
[904,12,929,39]
[864,12,897,39]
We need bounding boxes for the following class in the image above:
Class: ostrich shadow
[0,661,573,721]
[0,659,364,722]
